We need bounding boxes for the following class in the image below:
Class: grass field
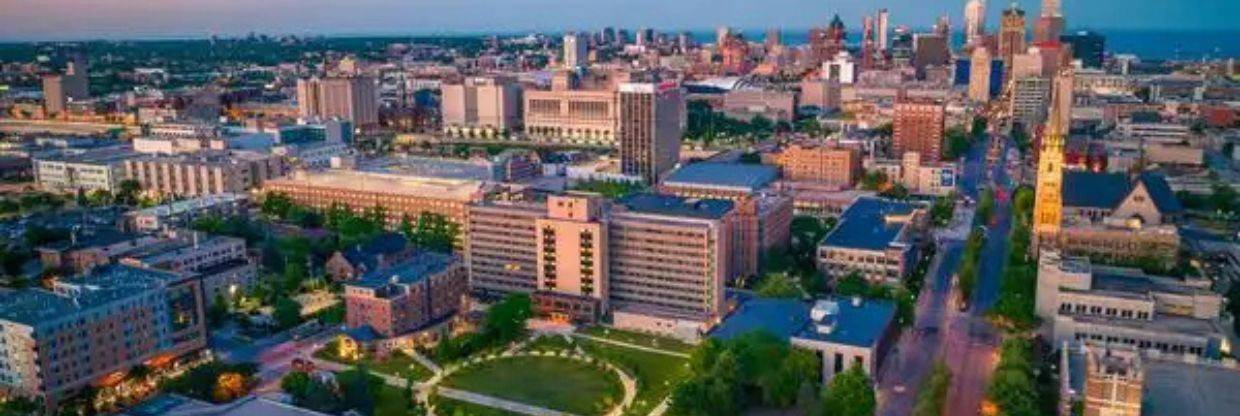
[432,396,524,416]
[578,326,696,354]
[315,341,433,381]
[442,356,623,415]
[522,334,577,353]
[579,339,691,416]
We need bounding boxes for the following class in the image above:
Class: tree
[0,396,42,415]
[261,192,294,218]
[821,364,876,416]
[860,170,889,191]
[213,372,248,403]
[341,367,376,416]
[756,272,803,299]
[273,296,302,329]
[913,361,953,416]
[281,371,312,399]
[987,338,1040,416]
[115,179,142,206]
[880,183,910,200]
[484,293,533,344]
[208,294,230,327]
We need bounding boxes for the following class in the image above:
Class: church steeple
[1033,68,1073,246]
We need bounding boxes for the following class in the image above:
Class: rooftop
[0,265,177,326]
[662,162,779,192]
[265,169,485,201]
[128,193,247,218]
[362,155,501,181]
[1144,358,1240,416]
[711,296,896,348]
[615,193,735,220]
[1062,171,1181,213]
[821,197,919,251]
[347,251,458,289]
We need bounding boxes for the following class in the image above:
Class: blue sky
[0,0,1236,41]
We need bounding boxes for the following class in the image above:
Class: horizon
[2,0,1237,42]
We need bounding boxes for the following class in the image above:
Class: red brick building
[343,252,468,337]
[892,98,946,163]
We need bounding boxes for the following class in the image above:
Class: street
[878,135,1010,415]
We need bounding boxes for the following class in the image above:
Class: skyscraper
[965,0,987,46]
[563,32,587,69]
[1000,4,1028,77]
[765,28,782,49]
[1061,31,1106,68]
[1034,0,1065,43]
[969,46,994,102]
[877,9,890,52]
[618,82,684,184]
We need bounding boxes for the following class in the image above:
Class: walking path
[570,334,691,358]
[438,387,576,416]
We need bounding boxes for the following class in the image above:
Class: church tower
[1033,68,1072,247]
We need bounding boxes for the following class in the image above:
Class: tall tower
[877,9,890,52]
[563,32,587,69]
[999,3,1028,79]
[1042,0,1062,17]
[1033,68,1073,245]
[965,0,987,46]
[618,82,685,184]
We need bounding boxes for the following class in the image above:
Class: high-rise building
[41,54,89,117]
[618,82,684,183]
[965,0,987,46]
[716,26,733,47]
[912,33,951,70]
[1034,0,1065,43]
[41,74,67,116]
[877,9,890,52]
[636,28,654,47]
[563,32,588,69]
[1042,0,1062,17]
[1011,76,1052,129]
[892,98,946,163]
[296,77,379,126]
[765,28,783,49]
[969,46,995,102]
[999,4,1028,76]
[533,195,609,320]
[441,75,523,135]
[1061,30,1106,68]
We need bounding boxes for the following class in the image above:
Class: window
[833,353,843,374]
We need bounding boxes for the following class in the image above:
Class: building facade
[817,197,925,285]
[343,252,468,338]
[892,99,945,163]
[296,77,379,126]
[124,151,286,197]
[441,76,523,137]
[770,143,862,189]
[618,82,684,184]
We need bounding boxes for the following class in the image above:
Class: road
[877,136,1009,415]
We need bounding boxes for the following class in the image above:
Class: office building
[124,151,287,197]
[296,77,379,126]
[659,162,779,201]
[41,74,67,116]
[1062,31,1106,69]
[799,78,843,111]
[466,200,554,298]
[823,51,857,84]
[817,197,925,285]
[0,265,205,406]
[125,193,249,233]
[770,143,862,188]
[721,89,798,122]
[912,33,950,70]
[33,147,134,193]
[609,194,734,340]
[523,80,618,145]
[264,169,483,230]
[968,47,1004,102]
[1036,252,1225,358]
[964,0,987,46]
[563,33,588,69]
[343,252,468,338]
[438,75,520,136]
[1011,76,1052,129]
[617,82,684,184]
[999,4,1028,74]
[892,98,946,163]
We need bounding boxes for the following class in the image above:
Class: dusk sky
[1,0,1237,41]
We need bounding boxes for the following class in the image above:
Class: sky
[0,0,1237,41]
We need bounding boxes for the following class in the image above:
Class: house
[325,233,414,280]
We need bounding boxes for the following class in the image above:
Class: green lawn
[335,369,420,416]
[442,356,623,415]
[315,341,433,381]
[432,396,524,416]
[579,326,695,354]
[580,339,691,416]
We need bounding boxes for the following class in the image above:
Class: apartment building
[343,252,468,338]
[0,265,206,406]
[261,169,486,236]
[296,76,379,126]
[118,232,257,306]
[1036,251,1226,358]
[33,147,135,193]
[769,143,862,189]
[534,195,609,322]
[466,200,545,297]
[618,82,684,184]
[892,98,945,163]
[608,194,734,340]
[817,197,925,285]
[124,151,287,197]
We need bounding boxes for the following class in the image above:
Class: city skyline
[1,0,1238,41]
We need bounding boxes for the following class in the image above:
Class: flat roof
[265,169,484,201]
[616,193,734,220]
[821,197,918,251]
[711,296,896,348]
[129,193,247,217]
[663,162,779,192]
[0,265,176,326]
[795,297,897,347]
[1144,359,1240,416]
[711,297,811,341]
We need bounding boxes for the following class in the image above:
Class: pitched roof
[1062,171,1131,209]
[347,251,457,289]
[340,233,409,268]
[1138,172,1183,214]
